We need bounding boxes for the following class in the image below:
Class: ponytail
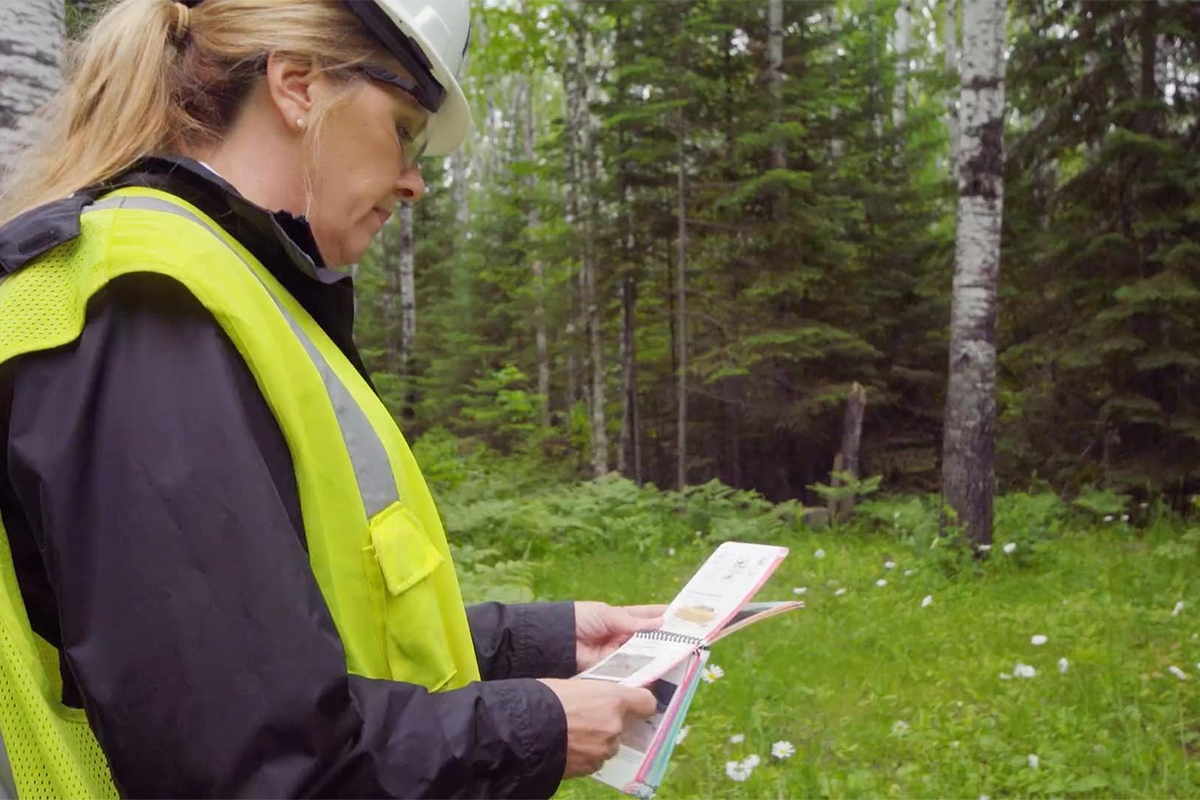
[0,0,386,223]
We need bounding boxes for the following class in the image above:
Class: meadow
[425,438,1200,798]
[539,524,1200,798]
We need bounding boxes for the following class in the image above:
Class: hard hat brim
[422,55,471,157]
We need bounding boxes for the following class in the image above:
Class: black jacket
[0,157,571,798]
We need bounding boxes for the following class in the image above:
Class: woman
[0,0,658,796]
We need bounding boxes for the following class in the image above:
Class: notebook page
[660,542,789,642]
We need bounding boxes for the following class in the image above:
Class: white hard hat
[343,0,473,156]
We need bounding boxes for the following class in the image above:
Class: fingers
[623,604,669,618]
[620,686,658,718]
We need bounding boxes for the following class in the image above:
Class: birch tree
[521,72,550,426]
[767,0,786,220]
[565,0,609,477]
[398,203,415,404]
[893,0,912,128]
[0,0,64,185]
[941,0,1007,549]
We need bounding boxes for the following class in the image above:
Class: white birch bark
[521,71,550,426]
[398,203,415,385]
[0,0,64,186]
[565,0,608,477]
[767,0,785,172]
[941,0,1007,548]
[893,0,912,128]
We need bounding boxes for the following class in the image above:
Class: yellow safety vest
[0,187,481,798]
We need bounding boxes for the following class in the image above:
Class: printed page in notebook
[659,542,789,642]
[591,650,704,796]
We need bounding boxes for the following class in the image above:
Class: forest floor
[536,526,1200,798]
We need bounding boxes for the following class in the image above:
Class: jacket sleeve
[468,602,578,680]
[2,274,566,799]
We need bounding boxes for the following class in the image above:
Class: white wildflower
[834,588,847,596]
[792,587,807,595]
[675,726,689,745]
[921,595,933,608]
[904,569,916,577]
[893,511,901,520]
[1003,542,1017,554]
[998,672,1012,680]
[1140,502,1149,509]
[1104,515,1114,522]
[1121,514,1130,522]
[1058,657,1069,674]
[884,560,896,569]
[729,733,745,744]
[724,761,751,782]
[950,740,960,749]
[1031,634,1048,646]
[1014,663,1036,678]
[1169,665,1188,681]
[702,664,725,684]
[668,547,676,556]
[814,548,826,559]
[891,720,910,736]
[979,796,991,800]
[771,741,795,760]
[743,754,761,768]
[1027,754,1039,769]
[1173,601,1185,617]
[876,579,888,587]
[977,544,992,552]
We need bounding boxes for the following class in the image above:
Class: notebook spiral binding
[634,629,703,645]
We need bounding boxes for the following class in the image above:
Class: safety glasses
[357,65,431,171]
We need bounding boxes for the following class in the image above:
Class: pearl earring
[296,118,306,130]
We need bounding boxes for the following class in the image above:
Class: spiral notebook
[577,542,802,797]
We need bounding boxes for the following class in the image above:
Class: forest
[341,0,1200,522]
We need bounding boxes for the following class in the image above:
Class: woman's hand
[537,678,658,778]
[574,602,667,672]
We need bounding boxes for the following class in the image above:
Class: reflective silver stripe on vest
[0,725,16,799]
[86,196,400,517]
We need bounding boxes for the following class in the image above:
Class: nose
[396,165,426,203]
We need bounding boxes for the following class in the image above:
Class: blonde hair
[0,0,387,222]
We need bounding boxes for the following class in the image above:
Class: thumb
[620,687,658,719]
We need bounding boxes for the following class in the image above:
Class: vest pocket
[361,502,458,691]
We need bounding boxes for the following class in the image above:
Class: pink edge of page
[633,653,706,785]
[701,546,790,644]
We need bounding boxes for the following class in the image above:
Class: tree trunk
[767,0,786,220]
[827,5,843,160]
[521,70,550,426]
[398,203,416,420]
[0,0,64,186]
[944,0,960,166]
[619,271,641,483]
[451,147,469,232]
[565,0,608,477]
[829,382,868,522]
[941,0,1007,551]
[893,0,912,129]
[675,125,689,492]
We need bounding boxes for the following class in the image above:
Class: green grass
[536,527,1200,798]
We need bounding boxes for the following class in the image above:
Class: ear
[264,52,324,133]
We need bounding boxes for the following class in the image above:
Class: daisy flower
[1031,634,1047,646]
[1027,754,1039,769]
[876,579,888,587]
[1003,542,1016,554]
[921,595,933,608]
[1013,663,1036,678]
[771,741,795,760]
[725,761,751,782]
[1058,657,1069,674]
[1168,665,1188,681]
[814,548,826,559]
[675,726,689,745]
[884,560,896,569]
[891,720,910,736]
[702,664,725,684]
[834,588,846,596]
[729,733,744,744]
[1173,601,1185,617]
[792,587,807,595]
